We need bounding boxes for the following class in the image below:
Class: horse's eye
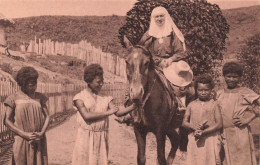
[140,61,149,74]
[126,61,134,75]
[144,61,150,67]
[143,61,150,70]
[126,61,130,67]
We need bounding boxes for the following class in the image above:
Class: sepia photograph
[0,0,259,164]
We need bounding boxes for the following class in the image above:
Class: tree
[237,34,260,93]
[118,0,229,76]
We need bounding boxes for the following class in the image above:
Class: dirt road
[46,114,186,165]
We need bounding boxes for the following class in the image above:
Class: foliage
[27,54,86,80]
[5,6,259,72]
[237,34,260,93]
[0,63,13,75]
[118,0,230,76]
[5,16,126,56]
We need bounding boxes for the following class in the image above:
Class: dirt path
[46,114,186,165]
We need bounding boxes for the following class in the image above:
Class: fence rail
[22,37,127,78]
[0,79,127,146]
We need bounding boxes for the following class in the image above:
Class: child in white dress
[71,64,136,165]
[182,74,223,165]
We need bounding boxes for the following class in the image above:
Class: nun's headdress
[148,6,186,50]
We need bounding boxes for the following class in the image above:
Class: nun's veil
[148,6,186,50]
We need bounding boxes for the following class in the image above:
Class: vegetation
[5,5,259,61]
[237,34,260,93]
[119,0,229,76]
[222,5,260,58]
[6,15,126,56]
[3,5,260,81]
[0,63,13,75]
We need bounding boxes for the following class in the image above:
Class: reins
[135,76,156,124]
[141,77,156,108]
[133,45,157,123]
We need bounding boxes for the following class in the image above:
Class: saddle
[129,67,185,125]
[123,67,186,125]
[154,68,185,122]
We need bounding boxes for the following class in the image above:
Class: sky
[0,0,259,18]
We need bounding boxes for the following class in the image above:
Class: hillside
[6,15,126,56]
[222,5,260,59]
[0,51,125,84]
[5,5,260,60]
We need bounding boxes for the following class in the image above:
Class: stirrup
[5,48,11,56]
[133,115,141,124]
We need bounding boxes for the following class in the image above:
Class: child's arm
[233,113,256,127]
[74,100,118,122]
[34,104,50,138]
[252,98,260,117]
[200,104,223,136]
[233,97,260,127]
[4,106,38,141]
[182,106,195,131]
[109,101,137,117]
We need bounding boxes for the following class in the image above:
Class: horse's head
[123,36,153,103]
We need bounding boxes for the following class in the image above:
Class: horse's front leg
[134,126,147,165]
[166,129,179,165]
[155,129,167,165]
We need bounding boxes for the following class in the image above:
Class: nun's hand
[159,58,172,68]
[154,58,161,65]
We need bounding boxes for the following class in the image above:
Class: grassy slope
[222,5,260,59]
[6,15,126,56]
[2,5,259,85]
[0,52,124,84]
[2,5,260,85]
[5,5,260,59]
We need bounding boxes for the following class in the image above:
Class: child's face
[89,75,104,94]
[24,78,37,94]
[224,73,240,89]
[196,83,212,101]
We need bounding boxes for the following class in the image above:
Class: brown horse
[123,36,181,165]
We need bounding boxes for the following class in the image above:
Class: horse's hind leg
[166,130,179,165]
[134,126,147,165]
[155,130,167,165]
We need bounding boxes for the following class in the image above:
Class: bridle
[132,45,157,123]
[133,45,157,108]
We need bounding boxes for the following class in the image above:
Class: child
[71,64,136,165]
[4,66,50,165]
[182,74,223,165]
[217,62,260,165]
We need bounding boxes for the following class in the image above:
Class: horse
[123,36,182,165]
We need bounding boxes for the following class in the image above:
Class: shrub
[0,63,13,75]
[237,34,260,93]
[118,0,229,77]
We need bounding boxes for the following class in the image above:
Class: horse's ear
[123,36,133,50]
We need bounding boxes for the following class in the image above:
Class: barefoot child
[71,64,136,165]
[182,74,223,165]
[217,62,260,165]
[4,67,50,165]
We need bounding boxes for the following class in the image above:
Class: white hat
[163,60,193,87]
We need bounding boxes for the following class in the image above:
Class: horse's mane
[134,45,150,57]
[134,45,154,69]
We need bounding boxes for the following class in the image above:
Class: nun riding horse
[123,37,194,165]
[122,6,192,165]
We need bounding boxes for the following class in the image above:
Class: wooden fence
[23,37,127,78]
[0,79,127,146]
